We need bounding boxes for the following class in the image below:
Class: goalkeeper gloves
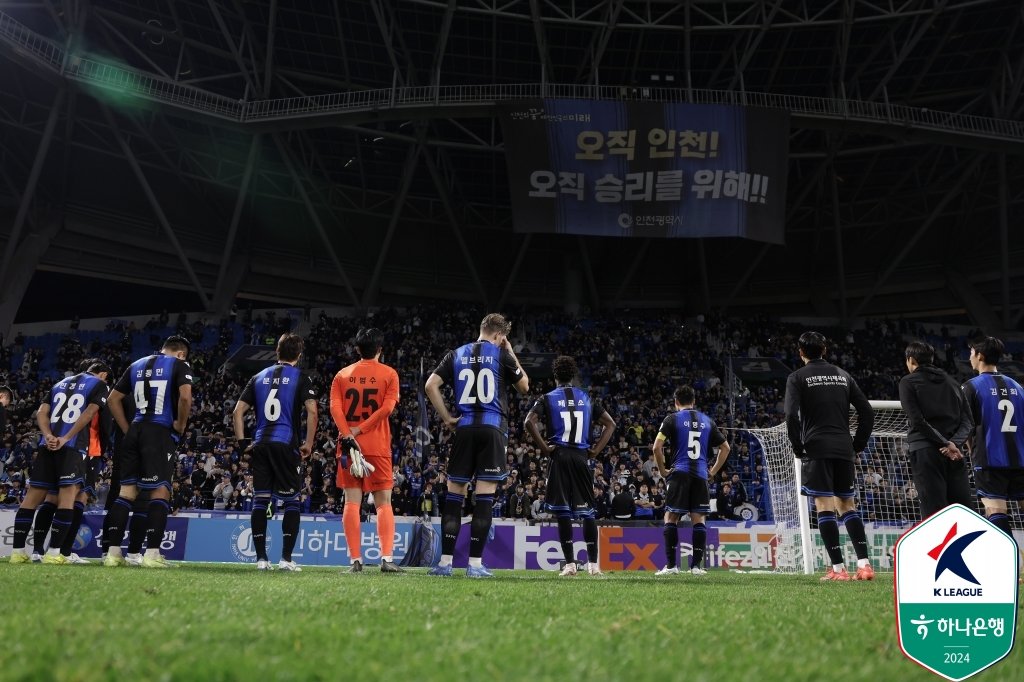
[342,436,376,478]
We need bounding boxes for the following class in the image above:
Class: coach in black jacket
[785,331,875,581]
[898,341,973,519]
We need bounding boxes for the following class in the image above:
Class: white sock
[144,548,160,559]
[108,546,122,559]
[382,555,393,563]
[438,554,453,567]
[468,557,482,568]
[832,563,846,572]
[46,548,60,556]
[857,558,870,568]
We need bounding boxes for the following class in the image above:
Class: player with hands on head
[330,328,401,573]
[652,385,730,577]
[425,313,529,577]
[524,355,615,576]
[785,331,875,581]
[232,333,317,572]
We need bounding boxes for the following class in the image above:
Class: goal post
[744,400,911,575]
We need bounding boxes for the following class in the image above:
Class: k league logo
[895,504,1019,681]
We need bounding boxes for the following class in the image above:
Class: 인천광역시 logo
[895,504,1019,681]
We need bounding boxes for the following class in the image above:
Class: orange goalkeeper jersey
[330,358,399,457]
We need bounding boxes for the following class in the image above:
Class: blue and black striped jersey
[433,340,522,435]
[528,386,607,450]
[40,373,109,453]
[239,364,316,447]
[113,354,192,429]
[963,372,1024,469]
[658,408,726,479]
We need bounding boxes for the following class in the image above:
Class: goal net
[745,400,915,574]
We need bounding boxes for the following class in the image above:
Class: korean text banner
[498,99,789,242]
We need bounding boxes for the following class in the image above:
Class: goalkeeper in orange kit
[330,328,403,573]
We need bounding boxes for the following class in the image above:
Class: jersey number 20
[458,368,495,405]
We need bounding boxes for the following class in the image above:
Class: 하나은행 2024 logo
[895,504,1019,681]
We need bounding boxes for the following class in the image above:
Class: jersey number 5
[687,431,702,460]
[345,388,379,421]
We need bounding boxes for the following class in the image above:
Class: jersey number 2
[998,399,1018,433]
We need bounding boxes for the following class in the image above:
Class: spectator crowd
[2,305,1016,527]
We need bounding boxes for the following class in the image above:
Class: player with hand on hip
[524,355,615,576]
[653,385,730,577]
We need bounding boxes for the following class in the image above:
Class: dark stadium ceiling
[0,0,1022,330]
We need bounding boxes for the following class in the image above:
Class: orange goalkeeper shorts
[336,453,392,493]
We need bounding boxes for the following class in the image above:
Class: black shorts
[800,458,856,499]
[447,426,507,483]
[664,471,711,514]
[544,446,596,518]
[120,422,177,491]
[251,441,302,501]
[975,468,1024,501]
[28,446,86,490]
[81,457,102,496]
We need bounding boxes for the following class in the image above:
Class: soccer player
[104,336,193,568]
[8,366,109,564]
[962,336,1024,545]
[425,313,529,577]
[100,379,136,562]
[54,360,113,564]
[898,341,973,518]
[652,385,730,576]
[330,328,402,573]
[784,331,875,581]
[233,333,317,572]
[28,359,108,563]
[524,355,615,576]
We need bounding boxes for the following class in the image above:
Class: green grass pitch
[1,562,1020,682]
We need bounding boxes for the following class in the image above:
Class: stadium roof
[0,0,1022,330]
